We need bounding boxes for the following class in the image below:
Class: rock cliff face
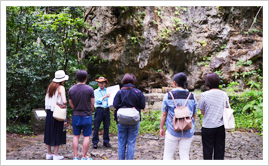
[82,6,263,92]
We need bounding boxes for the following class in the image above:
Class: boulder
[31,108,46,135]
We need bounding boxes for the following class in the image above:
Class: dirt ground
[6,133,44,153]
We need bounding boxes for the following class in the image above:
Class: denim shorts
[72,115,92,136]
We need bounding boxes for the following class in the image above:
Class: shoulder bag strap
[183,92,192,106]
[121,87,134,90]
[224,92,230,109]
[57,85,62,99]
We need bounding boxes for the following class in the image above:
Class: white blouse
[45,86,67,111]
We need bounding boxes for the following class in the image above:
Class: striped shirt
[197,90,229,128]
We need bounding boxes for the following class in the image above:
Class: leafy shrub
[89,81,99,90]
[108,110,164,135]
[6,124,34,135]
[230,89,263,134]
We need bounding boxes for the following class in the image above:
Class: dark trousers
[92,107,110,144]
[202,125,225,160]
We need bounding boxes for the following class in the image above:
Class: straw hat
[95,77,108,83]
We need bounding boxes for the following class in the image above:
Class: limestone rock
[82,6,263,91]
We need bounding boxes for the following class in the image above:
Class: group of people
[44,69,229,160]
[44,70,145,160]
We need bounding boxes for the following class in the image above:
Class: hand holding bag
[223,93,235,130]
[53,86,67,121]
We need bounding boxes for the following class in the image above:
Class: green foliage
[234,72,240,79]
[154,7,163,19]
[247,80,261,89]
[109,111,118,134]
[215,70,225,88]
[234,113,263,133]
[196,40,207,46]
[89,81,99,90]
[236,59,252,67]
[230,89,263,133]
[175,11,180,15]
[196,109,204,125]
[120,6,127,10]
[6,6,89,127]
[139,110,163,134]
[6,123,34,135]
[152,19,158,25]
[249,28,259,33]
[221,44,227,49]
[108,110,164,135]
[226,81,240,93]
[197,56,212,67]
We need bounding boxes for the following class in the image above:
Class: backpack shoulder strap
[169,92,178,108]
[183,92,191,106]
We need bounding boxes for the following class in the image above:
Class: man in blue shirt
[92,77,111,149]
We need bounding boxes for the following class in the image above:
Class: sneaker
[46,153,53,160]
[53,155,64,160]
[73,157,79,160]
[81,157,92,160]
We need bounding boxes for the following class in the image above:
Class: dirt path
[6,131,263,160]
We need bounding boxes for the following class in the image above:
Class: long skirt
[44,109,66,146]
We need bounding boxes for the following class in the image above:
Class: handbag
[117,107,140,125]
[169,92,192,135]
[53,86,67,121]
[223,93,235,130]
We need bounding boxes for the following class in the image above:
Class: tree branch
[248,6,262,32]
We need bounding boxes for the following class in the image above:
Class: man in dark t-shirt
[68,70,94,160]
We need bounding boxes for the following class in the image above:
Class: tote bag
[223,93,235,130]
[53,86,67,121]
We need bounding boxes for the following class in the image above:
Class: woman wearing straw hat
[44,70,69,160]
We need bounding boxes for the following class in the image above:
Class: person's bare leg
[82,136,90,158]
[47,145,52,155]
[73,135,80,158]
[54,145,59,156]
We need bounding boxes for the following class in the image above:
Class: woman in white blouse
[44,70,69,160]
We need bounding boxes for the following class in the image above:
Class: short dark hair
[122,73,137,86]
[173,72,188,89]
[76,70,87,82]
[205,73,220,89]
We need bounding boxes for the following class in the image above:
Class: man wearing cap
[92,77,111,149]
